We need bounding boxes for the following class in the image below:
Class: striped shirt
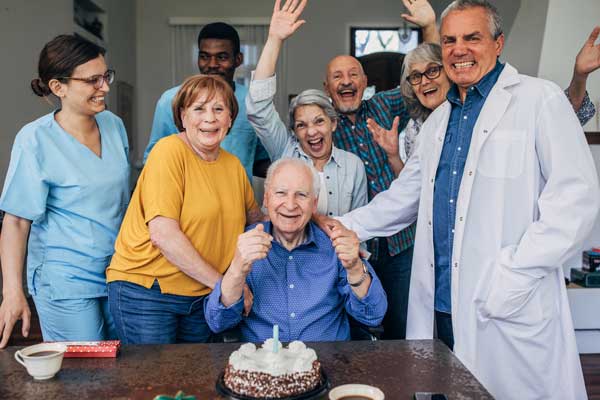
[333,88,415,259]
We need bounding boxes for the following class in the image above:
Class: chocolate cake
[223,339,322,398]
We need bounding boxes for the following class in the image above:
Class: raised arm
[0,214,32,348]
[401,0,439,44]
[567,26,599,124]
[254,0,307,80]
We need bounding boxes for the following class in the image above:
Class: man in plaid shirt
[323,0,438,339]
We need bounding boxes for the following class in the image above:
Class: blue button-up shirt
[433,61,505,313]
[204,221,387,342]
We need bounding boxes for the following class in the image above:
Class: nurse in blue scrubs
[0,35,130,347]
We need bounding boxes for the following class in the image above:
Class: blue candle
[273,324,279,353]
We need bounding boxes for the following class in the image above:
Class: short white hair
[264,158,320,196]
[441,0,503,39]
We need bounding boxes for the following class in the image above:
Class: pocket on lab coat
[477,129,526,179]
[479,262,544,327]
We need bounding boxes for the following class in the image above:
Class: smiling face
[197,38,242,84]
[264,163,317,244]
[324,56,368,115]
[56,55,110,116]
[409,62,451,111]
[440,6,504,100]
[180,92,232,159]
[292,104,335,168]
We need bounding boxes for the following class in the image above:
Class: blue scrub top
[143,83,259,180]
[0,110,130,300]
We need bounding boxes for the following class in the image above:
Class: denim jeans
[370,239,414,340]
[435,310,454,350]
[108,280,211,344]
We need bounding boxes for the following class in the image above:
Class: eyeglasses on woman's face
[60,69,115,89]
[406,65,443,86]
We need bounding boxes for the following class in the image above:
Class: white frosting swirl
[228,340,317,376]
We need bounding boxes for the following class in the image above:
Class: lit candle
[273,324,279,353]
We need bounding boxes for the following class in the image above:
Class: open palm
[269,0,307,41]
[401,0,436,28]
[575,26,600,76]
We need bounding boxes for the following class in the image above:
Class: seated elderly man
[204,158,387,342]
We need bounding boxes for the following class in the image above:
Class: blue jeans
[370,239,413,340]
[108,280,211,344]
[435,311,454,350]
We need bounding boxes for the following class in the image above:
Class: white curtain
[170,24,288,122]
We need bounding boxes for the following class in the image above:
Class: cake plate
[215,369,329,400]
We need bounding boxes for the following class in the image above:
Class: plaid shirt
[333,87,415,259]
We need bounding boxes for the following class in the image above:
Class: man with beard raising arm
[323,0,438,340]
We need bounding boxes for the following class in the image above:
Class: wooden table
[0,340,492,399]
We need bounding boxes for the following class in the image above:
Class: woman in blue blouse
[0,35,130,347]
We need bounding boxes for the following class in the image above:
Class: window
[351,27,421,57]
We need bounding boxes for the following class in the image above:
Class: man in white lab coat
[321,0,599,398]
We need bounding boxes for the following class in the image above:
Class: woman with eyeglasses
[367,43,450,171]
[0,34,130,346]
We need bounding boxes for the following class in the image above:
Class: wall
[501,0,549,76]
[0,0,136,189]
[134,0,522,164]
[538,0,600,132]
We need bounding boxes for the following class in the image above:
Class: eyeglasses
[60,69,115,89]
[406,65,443,86]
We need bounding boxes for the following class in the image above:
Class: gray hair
[288,89,337,131]
[264,157,320,197]
[400,43,443,121]
[441,0,503,39]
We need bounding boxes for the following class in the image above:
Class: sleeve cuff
[249,72,277,102]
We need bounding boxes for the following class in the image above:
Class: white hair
[441,0,503,39]
[264,158,320,196]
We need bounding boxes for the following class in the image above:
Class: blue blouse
[0,111,130,300]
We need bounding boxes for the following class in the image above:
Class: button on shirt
[433,61,505,313]
[204,222,387,342]
[333,88,415,259]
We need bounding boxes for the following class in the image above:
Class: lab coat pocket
[477,129,526,179]
[480,264,543,326]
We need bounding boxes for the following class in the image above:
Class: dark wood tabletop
[0,339,492,399]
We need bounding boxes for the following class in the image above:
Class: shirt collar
[447,60,505,105]
[265,221,319,250]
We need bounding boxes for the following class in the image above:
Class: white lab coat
[339,64,598,399]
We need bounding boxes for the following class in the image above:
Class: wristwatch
[348,261,369,287]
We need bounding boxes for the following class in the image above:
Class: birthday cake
[223,339,322,398]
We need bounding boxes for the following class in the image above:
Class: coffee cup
[329,384,385,400]
[14,342,67,380]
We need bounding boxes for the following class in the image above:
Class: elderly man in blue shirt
[205,158,387,342]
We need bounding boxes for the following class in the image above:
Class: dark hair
[172,74,239,133]
[197,22,240,55]
[31,34,106,97]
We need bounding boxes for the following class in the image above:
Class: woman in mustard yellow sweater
[107,75,264,344]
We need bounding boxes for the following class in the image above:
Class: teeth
[423,88,437,94]
[308,138,322,145]
[91,97,104,103]
[454,61,475,68]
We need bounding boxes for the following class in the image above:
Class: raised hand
[575,26,600,77]
[401,0,436,29]
[269,0,308,41]
[368,116,400,158]
[231,224,273,275]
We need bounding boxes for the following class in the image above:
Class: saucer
[328,384,385,400]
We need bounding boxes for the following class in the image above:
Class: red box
[59,340,121,358]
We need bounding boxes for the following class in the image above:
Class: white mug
[14,342,67,380]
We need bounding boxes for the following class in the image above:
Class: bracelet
[348,261,368,287]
